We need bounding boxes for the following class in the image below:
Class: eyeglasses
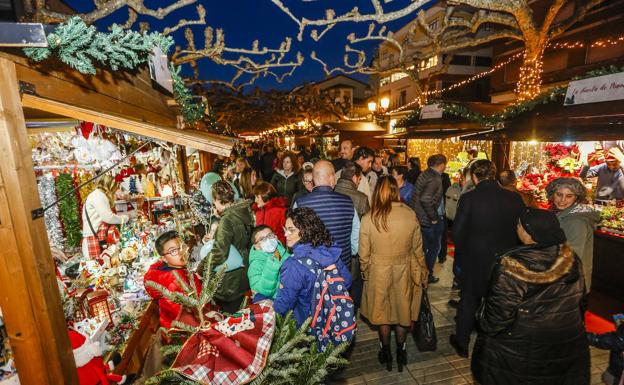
[283,226,298,235]
[303,180,314,185]
[164,244,188,257]
[255,232,276,245]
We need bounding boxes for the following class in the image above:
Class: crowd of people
[138,139,623,385]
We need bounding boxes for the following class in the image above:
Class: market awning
[322,122,386,132]
[21,94,235,156]
[462,98,624,142]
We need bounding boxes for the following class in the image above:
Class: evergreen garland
[55,173,82,249]
[396,65,624,129]
[23,17,207,126]
[24,17,173,75]
[171,64,206,125]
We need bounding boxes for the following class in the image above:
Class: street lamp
[368,101,377,112]
[380,97,390,110]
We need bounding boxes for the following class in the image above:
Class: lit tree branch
[36,0,198,24]
[162,4,207,36]
[271,0,433,41]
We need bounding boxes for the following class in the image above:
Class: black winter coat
[409,168,443,227]
[452,179,525,296]
[472,243,589,385]
[588,323,624,383]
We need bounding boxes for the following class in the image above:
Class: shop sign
[149,46,173,93]
[420,104,444,119]
[564,71,624,106]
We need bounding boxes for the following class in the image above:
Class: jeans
[421,217,444,274]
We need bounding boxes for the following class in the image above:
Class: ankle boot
[396,343,407,372]
[377,343,393,371]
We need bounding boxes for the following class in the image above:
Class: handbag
[413,289,437,352]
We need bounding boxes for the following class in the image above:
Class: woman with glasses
[359,176,428,372]
[248,225,290,302]
[273,207,352,327]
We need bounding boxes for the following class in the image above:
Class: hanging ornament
[38,174,64,249]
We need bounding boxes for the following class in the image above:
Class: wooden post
[491,139,511,171]
[177,146,191,194]
[0,58,78,384]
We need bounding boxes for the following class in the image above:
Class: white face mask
[260,237,279,253]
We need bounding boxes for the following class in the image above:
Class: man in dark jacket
[203,180,253,313]
[334,161,370,219]
[260,143,277,181]
[294,160,359,268]
[331,140,355,173]
[450,159,525,357]
[334,161,370,308]
[409,154,447,283]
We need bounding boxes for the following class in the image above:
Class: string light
[387,52,524,114]
[515,54,544,102]
[387,33,624,114]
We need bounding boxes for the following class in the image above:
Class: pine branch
[24,17,174,75]
[144,369,195,385]
[160,343,183,358]
[170,320,198,334]
[144,280,199,309]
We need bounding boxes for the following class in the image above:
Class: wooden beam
[0,58,78,384]
[21,94,235,157]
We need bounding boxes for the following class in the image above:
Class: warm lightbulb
[368,101,377,112]
[380,97,390,109]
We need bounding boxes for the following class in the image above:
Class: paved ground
[331,258,610,385]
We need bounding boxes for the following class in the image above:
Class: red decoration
[172,301,276,385]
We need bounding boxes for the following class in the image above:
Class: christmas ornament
[38,174,64,249]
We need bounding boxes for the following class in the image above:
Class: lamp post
[369,97,390,127]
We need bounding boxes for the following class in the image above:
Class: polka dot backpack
[297,257,357,351]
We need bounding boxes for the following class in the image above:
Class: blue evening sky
[63,1,435,91]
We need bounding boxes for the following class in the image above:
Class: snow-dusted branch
[36,0,197,24]
[271,0,433,41]
[162,4,207,36]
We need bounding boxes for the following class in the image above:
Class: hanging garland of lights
[23,17,207,126]
[389,33,624,115]
[396,65,624,129]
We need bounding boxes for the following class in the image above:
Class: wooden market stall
[464,95,624,321]
[0,50,234,385]
[322,121,386,149]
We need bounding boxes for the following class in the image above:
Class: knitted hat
[519,208,566,247]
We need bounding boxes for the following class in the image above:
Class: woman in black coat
[472,208,589,385]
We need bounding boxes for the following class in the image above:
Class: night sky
[63,0,435,91]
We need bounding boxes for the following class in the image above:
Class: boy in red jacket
[144,230,201,329]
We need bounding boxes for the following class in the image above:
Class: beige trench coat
[359,202,428,327]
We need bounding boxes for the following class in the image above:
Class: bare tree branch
[162,4,207,36]
[271,0,433,41]
[36,0,197,24]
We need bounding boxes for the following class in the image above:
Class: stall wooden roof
[322,121,387,132]
[464,98,624,141]
[0,51,235,156]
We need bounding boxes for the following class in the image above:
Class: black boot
[377,343,393,372]
[396,344,407,372]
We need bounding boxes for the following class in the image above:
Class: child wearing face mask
[248,225,290,302]
[144,230,202,329]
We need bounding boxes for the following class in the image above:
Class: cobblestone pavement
[331,258,610,385]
